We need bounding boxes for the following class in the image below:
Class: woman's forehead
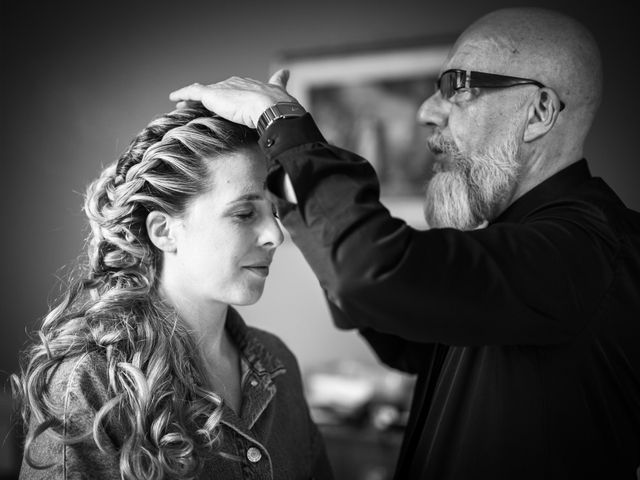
[203,150,267,199]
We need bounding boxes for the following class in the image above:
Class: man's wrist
[256,102,306,137]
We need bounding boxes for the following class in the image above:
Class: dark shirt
[19,308,334,480]
[260,114,640,480]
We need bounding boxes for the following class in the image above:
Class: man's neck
[510,149,579,206]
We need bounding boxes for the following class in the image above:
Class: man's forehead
[445,34,522,75]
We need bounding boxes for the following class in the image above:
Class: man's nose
[417,91,450,128]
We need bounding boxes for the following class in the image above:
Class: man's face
[423,121,522,230]
[417,38,531,230]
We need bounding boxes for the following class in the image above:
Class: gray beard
[424,134,521,230]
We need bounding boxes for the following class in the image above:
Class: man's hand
[169,69,297,128]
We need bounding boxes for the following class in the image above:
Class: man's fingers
[268,69,290,89]
[169,83,205,103]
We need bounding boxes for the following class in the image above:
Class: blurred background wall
[1,0,638,472]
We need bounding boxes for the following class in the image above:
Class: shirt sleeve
[261,114,618,347]
[325,293,434,373]
[19,354,122,480]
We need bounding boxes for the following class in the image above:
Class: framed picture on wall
[272,37,453,228]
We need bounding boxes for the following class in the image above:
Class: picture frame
[272,37,454,228]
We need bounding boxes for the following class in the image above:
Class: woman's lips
[244,266,270,278]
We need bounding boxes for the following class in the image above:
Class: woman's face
[164,147,284,308]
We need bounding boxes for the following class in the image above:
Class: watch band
[256,102,306,137]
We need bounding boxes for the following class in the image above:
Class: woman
[13,102,334,479]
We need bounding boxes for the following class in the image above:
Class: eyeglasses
[436,69,565,111]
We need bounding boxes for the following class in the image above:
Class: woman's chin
[229,287,265,307]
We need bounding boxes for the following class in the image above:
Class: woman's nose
[259,214,285,250]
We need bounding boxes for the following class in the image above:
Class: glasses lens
[438,71,458,99]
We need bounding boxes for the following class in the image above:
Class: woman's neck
[158,281,229,357]
[158,281,243,412]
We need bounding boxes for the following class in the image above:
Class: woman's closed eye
[232,208,257,222]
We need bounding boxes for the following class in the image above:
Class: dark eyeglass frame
[436,69,565,111]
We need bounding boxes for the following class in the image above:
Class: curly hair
[12,102,259,479]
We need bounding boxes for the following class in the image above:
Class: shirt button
[265,138,275,147]
[247,446,262,463]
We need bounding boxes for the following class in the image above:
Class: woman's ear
[523,88,562,142]
[146,211,178,253]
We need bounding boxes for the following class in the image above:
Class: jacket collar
[221,308,286,431]
[493,159,592,224]
[225,307,285,377]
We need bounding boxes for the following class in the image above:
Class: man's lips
[427,139,455,169]
[428,142,444,155]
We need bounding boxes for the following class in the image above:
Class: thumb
[268,68,290,89]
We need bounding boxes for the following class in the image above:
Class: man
[170,7,640,479]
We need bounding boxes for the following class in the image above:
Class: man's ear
[146,211,178,253]
[523,88,562,142]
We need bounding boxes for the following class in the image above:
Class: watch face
[257,103,306,136]
[275,103,306,116]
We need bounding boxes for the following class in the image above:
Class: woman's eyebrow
[227,193,263,205]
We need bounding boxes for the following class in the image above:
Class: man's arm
[259,114,617,347]
[169,75,618,348]
[325,295,433,374]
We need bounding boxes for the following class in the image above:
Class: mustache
[427,134,469,175]
[427,134,459,155]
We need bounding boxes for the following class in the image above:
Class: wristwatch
[256,102,306,137]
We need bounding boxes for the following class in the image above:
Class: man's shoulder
[576,177,640,234]
[524,173,631,226]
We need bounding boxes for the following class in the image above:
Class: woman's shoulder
[228,309,303,375]
[244,325,304,375]
[21,350,124,478]
[246,325,294,355]
[245,324,287,348]
[47,350,110,411]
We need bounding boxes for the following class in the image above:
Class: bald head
[452,8,602,120]
[419,8,605,227]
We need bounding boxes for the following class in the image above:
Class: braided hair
[13,102,258,479]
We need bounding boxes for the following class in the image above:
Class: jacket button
[247,446,262,463]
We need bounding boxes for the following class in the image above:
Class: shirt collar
[493,159,592,224]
